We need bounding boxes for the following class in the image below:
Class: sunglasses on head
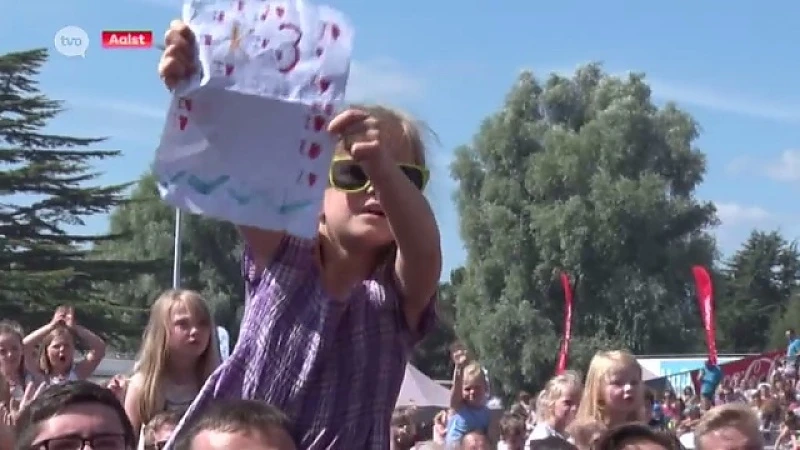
[329,157,429,193]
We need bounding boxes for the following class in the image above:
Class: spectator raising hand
[0,404,13,450]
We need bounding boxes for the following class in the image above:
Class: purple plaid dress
[165,236,435,449]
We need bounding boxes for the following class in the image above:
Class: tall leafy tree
[92,173,244,351]
[411,268,462,380]
[717,230,800,352]
[0,48,136,334]
[451,64,717,395]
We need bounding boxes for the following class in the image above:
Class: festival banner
[692,265,718,365]
[556,272,574,374]
[690,350,782,393]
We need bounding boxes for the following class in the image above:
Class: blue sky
[3,0,799,279]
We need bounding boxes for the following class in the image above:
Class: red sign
[101,30,154,49]
[691,350,783,393]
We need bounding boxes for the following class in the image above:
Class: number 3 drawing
[276,23,301,73]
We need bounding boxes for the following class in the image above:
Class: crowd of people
[0,303,784,450]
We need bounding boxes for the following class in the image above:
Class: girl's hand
[327,109,387,169]
[15,382,45,416]
[106,375,128,402]
[50,306,68,327]
[0,405,11,426]
[159,20,197,90]
[451,348,469,368]
[64,306,76,328]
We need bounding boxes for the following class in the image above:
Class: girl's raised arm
[68,310,107,380]
[327,110,442,331]
[23,308,65,377]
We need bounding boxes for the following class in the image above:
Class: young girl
[159,19,440,450]
[24,306,106,384]
[575,350,645,430]
[527,370,582,444]
[0,320,41,404]
[124,289,219,436]
[497,413,526,450]
[446,349,492,445]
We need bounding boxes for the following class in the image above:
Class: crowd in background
[0,300,793,450]
[386,335,800,450]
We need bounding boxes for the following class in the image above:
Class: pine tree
[0,48,139,336]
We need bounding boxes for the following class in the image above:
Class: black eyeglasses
[30,433,129,450]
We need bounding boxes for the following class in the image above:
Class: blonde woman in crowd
[527,370,582,444]
[124,290,219,443]
[575,350,645,430]
[0,321,42,404]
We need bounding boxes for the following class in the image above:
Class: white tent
[396,364,451,408]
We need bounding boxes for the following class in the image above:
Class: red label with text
[101,30,154,49]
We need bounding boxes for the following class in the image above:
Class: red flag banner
[556,273,574,374]
[692,265,718,365]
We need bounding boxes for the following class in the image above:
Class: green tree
[717,230,800,352]
[769,292,800,349]
[92,173,244,350]
[451,63,717,396]
[411,268,462,380]
[0,48,138,335]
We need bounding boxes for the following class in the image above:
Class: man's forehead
[35,403,123,439]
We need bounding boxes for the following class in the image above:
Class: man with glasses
[14,381,135,450]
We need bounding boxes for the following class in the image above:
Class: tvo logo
[54,26,89,57]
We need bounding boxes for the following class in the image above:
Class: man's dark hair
[173,399,292,450]
[13,380,135,450]
[529,435,579,450]
[593,423,679,450]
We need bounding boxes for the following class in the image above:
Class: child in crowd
[0,320,41,404]
[446,348,493,445]
[528,370,582,444]
[576,350,645,429]
[143,409,185,450]
[158,18,440,449]
[497,413,526,450]
[567,418,605,450]
[124,290,219,440]
[24,306,106,384]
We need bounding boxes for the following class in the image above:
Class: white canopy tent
[395,364,451,408]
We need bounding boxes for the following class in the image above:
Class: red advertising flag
[556,272,574,374]
[692,265,718,365]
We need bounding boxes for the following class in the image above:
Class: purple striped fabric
[164,236,436,450]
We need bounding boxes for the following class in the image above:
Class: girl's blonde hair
[575,350,645,425]
[134,289,219,425]
[0,321,26,382]
[536,370,583,422]
[38,325,74,375]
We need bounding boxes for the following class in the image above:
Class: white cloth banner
[154,0,354,238]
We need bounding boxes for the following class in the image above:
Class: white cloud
[764,149,800,182]
[647,79,800,124]
[64,97,166,121]
[715,202,772,225]
[535,65,800,124]
[346,59,426,103]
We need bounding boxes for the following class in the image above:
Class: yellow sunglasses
[328,157,429,193]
